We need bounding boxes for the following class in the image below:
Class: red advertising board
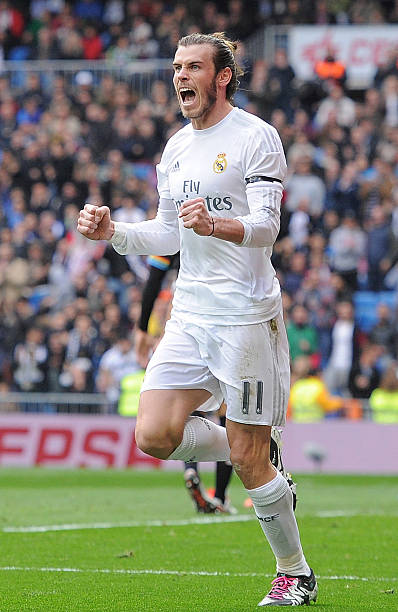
[289,25,398,87]
[0,414,160,468]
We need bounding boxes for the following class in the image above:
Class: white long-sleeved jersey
[111,107,287,325]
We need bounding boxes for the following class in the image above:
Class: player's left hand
[134,328,154,368]
[179,198,213,236]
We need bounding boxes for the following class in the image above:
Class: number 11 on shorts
[242,380,264,415]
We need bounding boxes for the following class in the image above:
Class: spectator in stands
[282,249,307,296]
[0,242,29,301]
[373,45,398,89]
[227,0,253,39]
[285,156,326,219]
[348,342,381,402]
[381,75,398,128]
[314,82,356,130]
[103,0,124,26]
[295,265,335,368]
[288,198,310,249]
[57,26,84,60]
[266,47,296,121]
[74,0,104,22]
[129,18,159,59]
[313,0,338,24]
[0,1,24,58]
[59,355,95,395]
[106,32,134,63]
[287,131,316,170]
[323,300,361,396]
[368,302,396,359]
[96,329,141,413]
[82,23,103,60]
[362,87,385,126]
[46,330,68,394]
[327,161,361,219]
[0,99,17,147]
[65,312,97,364]
[32,25,59,60]
[13,325,48,393]
[366,204,391,291]
[16,95,42,126]
[328,209,366,291]
[360,157,397,220]
[286,304,319,365]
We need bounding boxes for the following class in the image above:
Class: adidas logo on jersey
[171,160,180,172]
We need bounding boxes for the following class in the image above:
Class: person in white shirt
[96,331,141,413]
[77,32,317,607]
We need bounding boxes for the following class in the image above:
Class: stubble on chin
[178,80,217,120]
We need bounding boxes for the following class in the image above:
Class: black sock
[214,461,233,503]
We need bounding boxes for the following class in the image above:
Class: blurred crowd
[2,0,398,65]
[0,0,398,421]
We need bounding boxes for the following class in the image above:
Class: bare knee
[230,439,266,475]
[135,422,183,460]
[135,388,204,459]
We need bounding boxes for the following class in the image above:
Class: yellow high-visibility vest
[369,389,398,423]
[289,377,328,422]
[118,370,146,416]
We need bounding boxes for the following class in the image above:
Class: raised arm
[77,198,180,256]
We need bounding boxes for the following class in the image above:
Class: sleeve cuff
[234,217,249,246]
[109,221,126,247]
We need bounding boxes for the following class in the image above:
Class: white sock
[167,416,230,462]
[247,471,311,576]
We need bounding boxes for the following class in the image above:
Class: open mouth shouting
[179,87,197,108]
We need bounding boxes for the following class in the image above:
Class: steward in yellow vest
[288,356,344,422]
[369,363,398,423]
[118,370,146,416]
[369,389,398,423]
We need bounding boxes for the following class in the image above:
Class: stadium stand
[0,0,397,419]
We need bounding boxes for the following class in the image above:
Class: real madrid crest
[213,152,227,173]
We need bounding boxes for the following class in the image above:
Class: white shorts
[141,312,290,426]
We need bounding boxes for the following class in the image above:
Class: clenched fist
[179,198,214,236]
[77,203,115,241]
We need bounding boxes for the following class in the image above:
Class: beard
[179,77,217,119]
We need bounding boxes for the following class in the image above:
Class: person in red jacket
[0,1,24,57]
[82,24,103,60]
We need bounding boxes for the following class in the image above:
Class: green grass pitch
[0,469,397,611]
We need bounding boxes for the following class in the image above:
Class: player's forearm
[110,200,180,256]
[211,217,245,243]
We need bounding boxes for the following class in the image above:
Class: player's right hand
[77,203,115,241]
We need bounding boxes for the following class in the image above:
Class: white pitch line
[316,510,357,517]
[2,510,396,534]
[0,567,396,582]
[1,514,255,533]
